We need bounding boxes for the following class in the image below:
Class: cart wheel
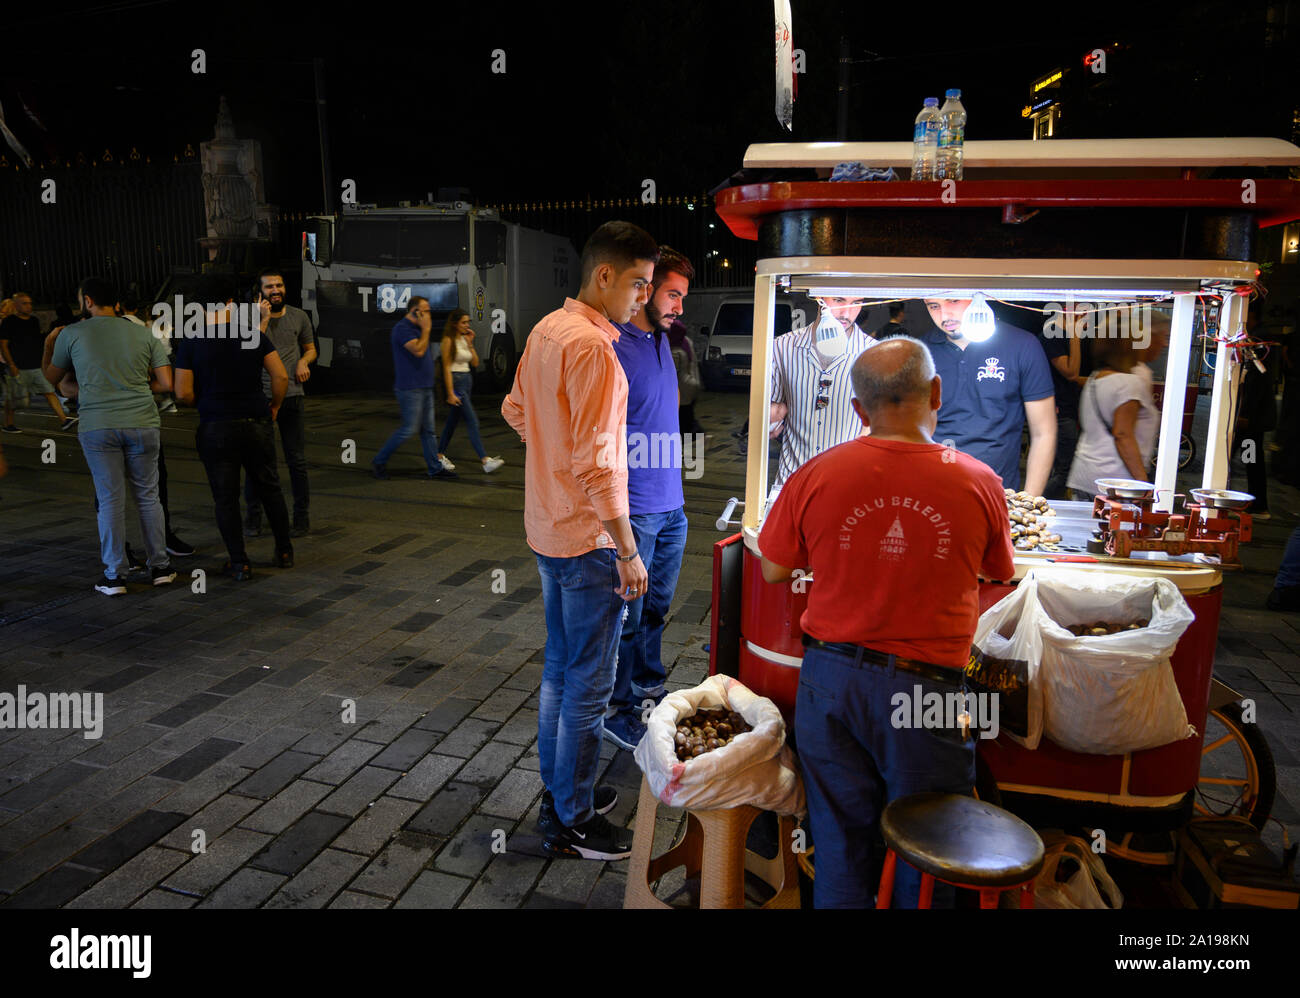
[1178,434,1196,470]
[1197,701,1276,829]
[1103,830,1177,866]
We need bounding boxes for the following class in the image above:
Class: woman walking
[1067,327,1159,496]
[438,310,503,474]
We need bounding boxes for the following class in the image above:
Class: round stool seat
[880,793,1044,888]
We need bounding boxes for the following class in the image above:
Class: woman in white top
[1067,329,1160,496]
[438,310,503,473]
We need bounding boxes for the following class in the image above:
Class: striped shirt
[769,323,877,491]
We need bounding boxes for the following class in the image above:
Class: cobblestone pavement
[0,388,1296,908]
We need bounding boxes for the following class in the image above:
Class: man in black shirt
[1,292,75,431]
[1039,309,1090,499]
[173,274,294,580]
[874,303,912,340]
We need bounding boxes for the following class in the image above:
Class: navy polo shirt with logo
[925,324,1054,491]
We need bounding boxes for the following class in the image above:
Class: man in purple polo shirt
[603,247,694,749]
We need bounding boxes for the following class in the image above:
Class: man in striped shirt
[768,297,877,495]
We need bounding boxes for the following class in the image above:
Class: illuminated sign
[1032,70,1063,93]
[1022,106,1032,117]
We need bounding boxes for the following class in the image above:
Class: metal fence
[486,194,756,289]
[0,154,206,305]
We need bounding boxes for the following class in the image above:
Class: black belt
[801,634,962,686]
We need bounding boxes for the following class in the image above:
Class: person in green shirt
[44,276,176,595]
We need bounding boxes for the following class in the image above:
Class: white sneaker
[483,457,504,474]
[439,455,456,471]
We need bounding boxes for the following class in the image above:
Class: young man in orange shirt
[502,221,656,860]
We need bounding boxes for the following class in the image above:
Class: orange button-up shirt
[501,298,629,557]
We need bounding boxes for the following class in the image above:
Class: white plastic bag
[633,675,805,816]
[969,574,1046,749]
[1034,831,1124,909]
[1036,572,1195,755]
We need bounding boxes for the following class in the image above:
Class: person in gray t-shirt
[244,269,316,537]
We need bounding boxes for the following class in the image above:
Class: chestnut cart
[707,138,1300,863]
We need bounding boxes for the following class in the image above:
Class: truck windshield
[334,217,469,267]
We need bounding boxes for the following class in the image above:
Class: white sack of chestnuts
[633,674,806,817]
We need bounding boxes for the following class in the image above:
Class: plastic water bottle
[911,98,940,181]
[936,89,967,181]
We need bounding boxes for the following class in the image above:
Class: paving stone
[353,703,426,744]
[433,814,501,879]
[71,776,178,833]
[431,717,499,759]
[471,685,531,723]
[153,737,244,781]
[156,760,253,815]
[0,760,99,811]
[197,868,287,908]
[328,889,392,908]
[386,659,447,688]
[207,666,269,697]
[249,811,350,876]
[533,853,604,905]
[349,831,439,899]
[73,809,188,872]
[132,888,198,909]
[262,659,330,688]
[160,794,260,849]
[148,693,229,728]
[238,780,334,835]
[332,796,422,855]
[388,754,463,802]
[264,848,368,909]
[85,664,158,693]
[65,846,191,908]
[368,728,441,771]
[406,781,485,838]
[2,863,102,908]
[587,868,628,909]
[411,697,478,733]
[493,708,539,746]
[163,827,274,895]
[459,851,547,908]
[303,738,383,784]
[232,750,321,800]
[393,869,471,909]
[317,767,401,818]
[479,768,543,821]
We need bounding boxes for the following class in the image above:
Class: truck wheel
[488,331,517,389]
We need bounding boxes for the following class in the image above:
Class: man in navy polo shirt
[372,296,456,480]
[602,247,695,750]
[922,298,1056,494]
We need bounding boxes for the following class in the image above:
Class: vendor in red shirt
[759,337,1014,908]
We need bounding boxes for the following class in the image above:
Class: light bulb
[960,292,996,343]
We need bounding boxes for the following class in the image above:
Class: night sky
[1,0,1293,211]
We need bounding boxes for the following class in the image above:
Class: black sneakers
[1266,585,1300,612]
[543,812,633,861]
[95,574,126,596]
[371,461,389,480]
[538,787,618,838]
[222,561,253,581]
[166,533,195,557]
[151,566,177,586]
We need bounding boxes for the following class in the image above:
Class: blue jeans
[795,645,976,909]
[375,387,439,473]
[535,548,626,827]
[1277,525,1300,588]
[610,506,688,719]
[80,427,168,579]
[438,371,486,460]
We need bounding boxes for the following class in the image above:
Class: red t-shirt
[759,436,1015,669]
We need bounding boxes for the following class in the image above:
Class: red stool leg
[917,873,935,909]
[979,888,999,909]
[876,850,897,909]
[1019,882,1035,909]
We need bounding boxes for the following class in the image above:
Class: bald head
[851,337,936,414]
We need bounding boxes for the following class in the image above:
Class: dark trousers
[198,417,292,564]
[678,403,696,438]
[1234,431,1270,512]
[1044,413,1078,500]
[245,396,308,523]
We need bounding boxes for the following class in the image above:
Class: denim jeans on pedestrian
[375,387,439,473]
[245,395,309,523]
[535,548,626,828]
[795,645,976,909]
[80,427,168,579]
[438,371,486,460]
[1277,525,1300,589]
[196,417,292,564]
[609,506,688,720]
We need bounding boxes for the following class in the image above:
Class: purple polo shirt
[613,322,685,515]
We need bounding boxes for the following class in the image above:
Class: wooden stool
[623,775,801,909]
[876,793,1044,909]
